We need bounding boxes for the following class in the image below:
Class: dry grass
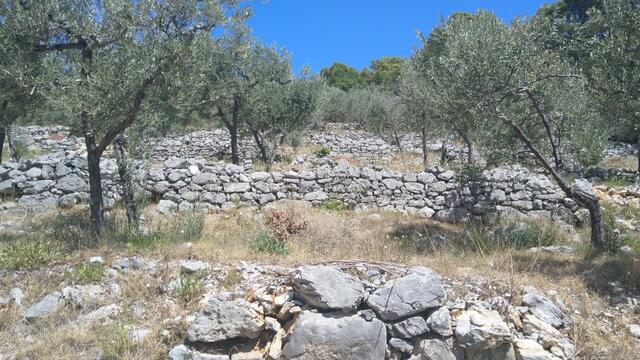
[1,203,639,359]
[601,155,638,170]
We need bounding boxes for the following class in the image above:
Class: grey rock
[293,266,365,311]
[56,174,88,193]
[187,298,264,343]
[180,260,209,274]
[192,172,217,185]
[392,316,430,338]
[427,307,453,337]
[76,304,121,323]
[281,311,386,360]
[455,308,513,351]
[156,199,178,214]
[303,191,328,202]
[24,292,65,320]
[223,182,251,193]
[414,338,456,360]
[62,285,106,309]
[389,338,413,353]
[522,288,566,329]
[367,270,445,321]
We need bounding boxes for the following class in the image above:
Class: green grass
[600,177,633,187]
[219,269,243,289]
[69,261,105,284]
[251,232,288,255]
[313,146,331,158]
[321,199,348,211]
[96,324,134,360]
[171,275,204,304]
[0,240,65,270]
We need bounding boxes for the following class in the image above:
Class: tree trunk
[525,89,562,171]
[114,134,139,230]
[251,128,269,169]
[6,124,17,161]
[0,126,5,164]
[637,136,640,178]
[229,98,241,165]
[462,136,473,163]
[83,112,105,235]
[421,125,428,168]
[440,139,448,166]
[495,111,604,249]
[393,127,404,153]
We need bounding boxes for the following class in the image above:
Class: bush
[313,146,331,158]
[252,232,288,255]
[171,275,204,304]
[264,209,307,242]
[0,241,65,270]
[70,262,105,284]
[97,324,134,360]
[498,220,557,249]
[321,199,348,211]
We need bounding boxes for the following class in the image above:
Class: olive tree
[581,0,640,175]
[5,0,243,233]
[188,29,291,164]
[419,11,607,248]
[246,76,321,170]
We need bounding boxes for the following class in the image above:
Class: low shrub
[96,324,134,360]
[264,209,307,242]
[252,232,288,255]
[498,220,557,249]
[601,177,633,187]
[0,241,65,270]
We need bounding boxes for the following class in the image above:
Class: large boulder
[281,311,386,360]
[412,338,456,360]
[293,266,365,311]
[366,268,445,321]
[186,298,264,343]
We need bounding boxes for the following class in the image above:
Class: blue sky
[248,0,552,73]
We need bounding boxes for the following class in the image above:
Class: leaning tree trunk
[229,97,241,165]
[6,124,18,161]
[462,136,473,163]
[83,113,105,235]
[251,129,270,170]
[496,111,605,249]
[114,134,139,231]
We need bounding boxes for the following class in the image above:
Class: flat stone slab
[187,298,264,343]
[281,311,386,360]
[293,266,365,311]
[366,269,445,321]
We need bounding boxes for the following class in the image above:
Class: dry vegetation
[1,202,639,359]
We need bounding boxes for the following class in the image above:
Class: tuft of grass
[313,146,331,158]
[69,262,105,284]
[251,232,288,255]
[220,268,243,289]
[96,324,134,360]
[600,177,633,187]
[0,241,65,270]
[171,275,204,304]
[321,199,348,212]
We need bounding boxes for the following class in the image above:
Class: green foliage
[320,62,365,91]
[313,146,331,157]
[171,275,204,304]
[369,56,405,91]
[252,232,288,255]
[0,241,64,271]
[321,199,348,211]
[70,262,105,284]
[600,177,633,187]
[220,269,243,289]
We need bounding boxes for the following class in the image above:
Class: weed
[252,232,288,255]
[171,275,203,304]
[600,177,633,187]
[0,241,64,270]
[69,262,105,284]
[321,199,348,211]
[313,146,331,158]
[96,324,134,360]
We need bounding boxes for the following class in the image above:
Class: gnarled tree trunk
[0,126,5,164]
[83,113,105,235]
[115,134,139,230]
